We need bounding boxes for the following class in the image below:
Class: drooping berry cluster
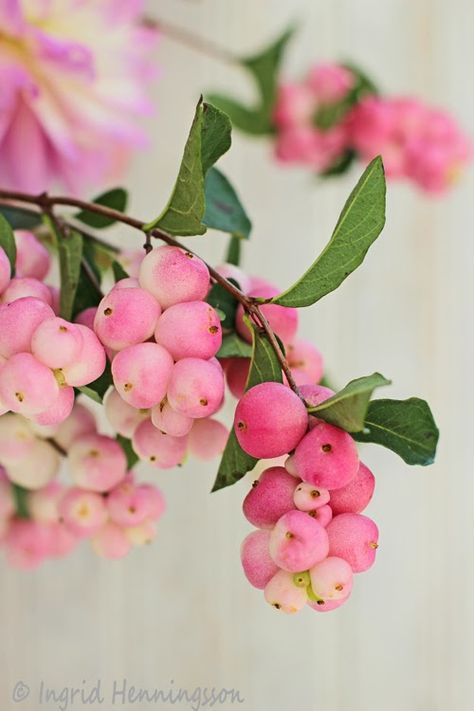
[0,403,165,568]
[0,233,106,425]
[92,245,229,469]
[237,381,378,613]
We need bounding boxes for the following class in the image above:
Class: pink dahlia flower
[0,1,158,194]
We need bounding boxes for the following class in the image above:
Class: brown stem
[0,190,301,397]
[48,438,68,457]
[145,17,238,65]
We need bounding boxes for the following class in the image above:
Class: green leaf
[112,260,130,282]
[226,235,242,266]
[77,362,113,404]
[308,373,391,432]
[207,26,295,135]
[12,484,30,519]
[212,322,282,492]
[207,280,239,331]
[117,434,139,470]
[203,167,252,239]
[217,333,252,358]
[320,149,357,177]
[353,398,439,466]
[0,212,16,272]
[211,430,258,492]
[57,230,83,321]
[272,156,386,307]
[0,205,41,230]
[246,321,283,390]
[71,238,104,318]
[314,64,378,134]
[146,101,231,236]
[75,188,128,229]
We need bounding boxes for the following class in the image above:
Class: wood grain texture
[1,1,473,709]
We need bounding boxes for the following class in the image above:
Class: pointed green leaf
[0,205,41,230]
[12,484,30,519]
[308,373,391,432]
[0,212,16,272]
[212,430,258,492]
[207,279,240,331]
[203,167,252,239]
[207,26,295,135]
[226,234,242,266]
[272,157,386,307]
[75,188,128,229]
[217,333,252,358]
[117,434,139,470]
[112,260,130,282]
[146,102,232,236]
[353,398,439,465]
[57,230,83,321]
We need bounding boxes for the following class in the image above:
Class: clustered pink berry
[0,404,165,568]
[271,62,470,192]
[92,245,228,468]
[238,385,378,614]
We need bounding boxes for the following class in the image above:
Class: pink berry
[241,530,279,589]
[243,466,297,528]
[139,245,210,309]
[187,418,229,460]
[311,504,333,527]
[269,510,329,572]
[31,317,84,369]
[236,286,298,345]
[92,522,132,559]
[264,570,308,613]
[7,440,60,490]
[225,358,250,399]
[69,434,127,492]
[74,307,97,329]
[138,484,166,520]
[329,462,376,515]
[4,519,51,569]
[0,297,54,358]
[60,325,106,387]
[112,277,140,290]
[0,352,59,416]
[151,399,193,437]
[132,419,187,468]
[28,481,65,522]
[327,513,379,572]
[293,482,330,511]
[54,402,96,450]
[32,386,75,426]
[292,420,359,489]
[59,488,108,537]
[107,481,153,527]
[234,382,308,459]
[309,556,353,601]
[0,246,11,293]
[126,519,157,546]
[94,286,161,351]
[1,277,52,305]
[308,595,351,613]
[167,358,224,418]
[0,413,37,464]
[155,300,222,360]
[104,387,149,437]
[14,230,51,280]
[299,383,335,407]
[112,342,173,409]
[286,339,324,384]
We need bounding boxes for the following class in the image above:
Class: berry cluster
[91,245,228,468]
[272,62,470,192]
[0,232,106,425]
[216,263,323,399]
[237,381,378,613]
[0,403,165,568]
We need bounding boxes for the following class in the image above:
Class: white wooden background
[1,1,473,709]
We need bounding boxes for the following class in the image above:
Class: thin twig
[144,16,238,65]
[0,190,300,397]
